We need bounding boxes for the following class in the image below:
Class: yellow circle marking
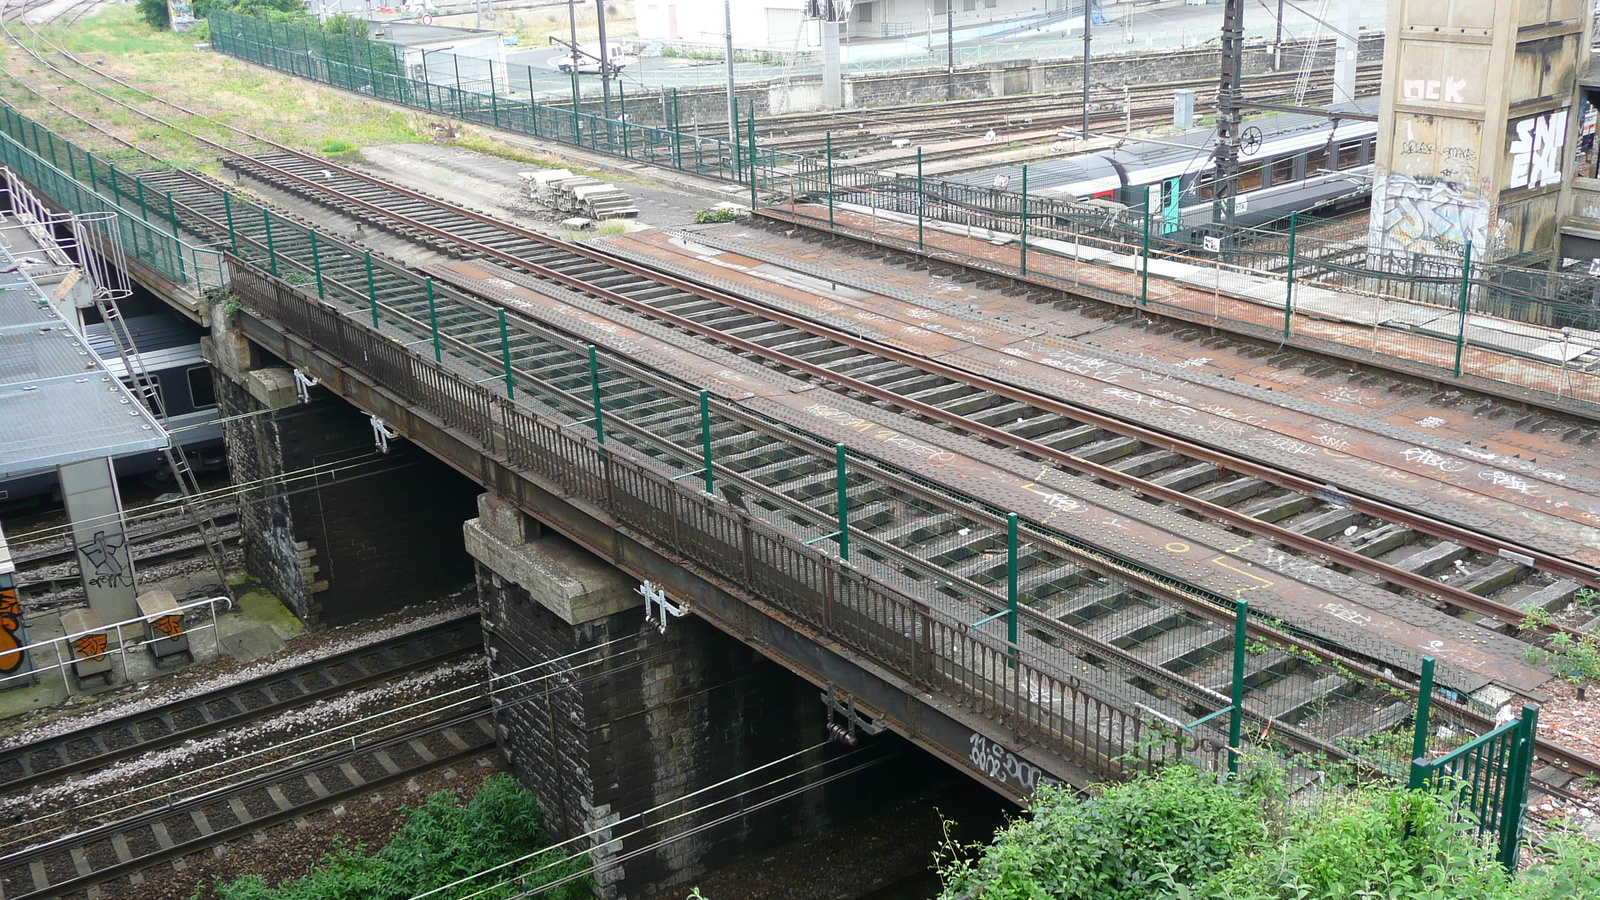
[1165,542,1190,553]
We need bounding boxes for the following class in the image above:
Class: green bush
[135,0,170,29]
[939,765,1270,900]
[939,765,1600,900]
[318,138,359,156]
[208,775,590,900]
[693,207,738,224]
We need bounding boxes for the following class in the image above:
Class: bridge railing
[232,260,1227,784]
[0,108,224,291]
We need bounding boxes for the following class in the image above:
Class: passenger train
[955,98,1379,239]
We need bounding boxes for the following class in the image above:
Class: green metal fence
[760,150,1600,411]
[207,11,798,185]
[1408,656,1539,871]
[0,108,224,291]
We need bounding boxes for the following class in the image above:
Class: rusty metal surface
[427,256,1546,694]
[617,228,1600,571]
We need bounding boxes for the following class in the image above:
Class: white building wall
[636,0,1064,49]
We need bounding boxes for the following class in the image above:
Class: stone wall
[563,36,1385,124]
[215,360,479,625]
[469,497,918,899]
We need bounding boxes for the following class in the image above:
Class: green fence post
[135,175,150,222]
[223,192,238,254]
[731,96,741,181]
[1409,655,1436,778]
[1284,210,1298,340]
[1019,164,1029,275]
[66,146,76,181]
[672,87,683,170]
[166,192,187,285]
[309,228,324,299]
[1496,704,1540,871]
[1006,512,1019,667]
[916,147,924,250]
[619,78,630,158]
[1227,598,1248,778]
[1140,184,1153,307]
[1454,240,1473,377]
[88,155,98,194]
[263,210,278,277]
[426,276,441,362]
[587,344,604,444]
[498,308,516,399]
[489,65,501,127]
[699,389,714,495]
[747,98,757,208]
[835,442,849,561]
[825,131,835,230]
[365,250,378,327]
[529,70,541,138]
[108,161,121,206]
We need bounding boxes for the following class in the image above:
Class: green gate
[1407,658,1540,871]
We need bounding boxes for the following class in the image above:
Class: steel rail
[14,28,1600,784]
[13,31,1595,630]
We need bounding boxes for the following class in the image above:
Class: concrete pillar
[1331,0,1358,105]
[821,20,843,108]
[1368,0,1593,262]
[466,493,908,898]
[59,457,138,623]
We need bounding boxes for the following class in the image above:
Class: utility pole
[1272,0,1284,70]
[1211,0,1244,230]
[567,0,581,117]
[1081,0,1091,136]
[595,0,613,120]
[725,0,737,143]
[946,0,954,101]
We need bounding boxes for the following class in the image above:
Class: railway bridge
[4,11,1600,889]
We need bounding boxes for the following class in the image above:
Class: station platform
[592,226,1600,573]
[431,255,1553,698]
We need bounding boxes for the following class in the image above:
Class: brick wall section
[479,561,913,899]
[218,376,478,625]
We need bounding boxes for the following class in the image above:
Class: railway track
[0,614,482,794]
[7,22,1600,790]
[0,710,495,900]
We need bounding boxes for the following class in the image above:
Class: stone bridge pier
[465,493,928,899]
[205,305,480,624]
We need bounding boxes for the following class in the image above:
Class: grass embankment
[0,4,426,168]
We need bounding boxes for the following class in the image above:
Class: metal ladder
[92,294,233,600]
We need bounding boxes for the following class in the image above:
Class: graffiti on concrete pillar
[0,586,23,673]
[77,531,133,590]
[1508,111,1567,191]
[1368,173,1490,259]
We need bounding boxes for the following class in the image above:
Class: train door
[1159,176,1181,234]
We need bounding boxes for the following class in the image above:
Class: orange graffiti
[0,588,21,673]
[73,633,108,661]
[151,615,184,639]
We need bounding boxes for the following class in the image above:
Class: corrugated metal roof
[0,239,167,480]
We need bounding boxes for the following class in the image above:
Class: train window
[187,366,217,410]
[1304,147,1327,174]
[1238,163,1265,192]
[1336,140,1362,169]
[963,0,976,9]
[122,378,166,418]
[1271,156,1296,184]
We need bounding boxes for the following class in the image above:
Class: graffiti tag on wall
[76,530,133,590]
[0,586,23,674]
[1368,173,1490,258]
[1508,111,1567,191]
[969,733,1060,794]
